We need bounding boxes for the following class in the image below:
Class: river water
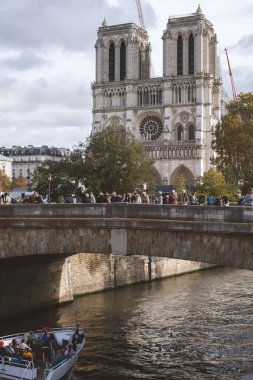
[0,267,253,379]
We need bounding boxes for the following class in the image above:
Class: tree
[0,170,12,192]
[198,168,230,197]
[175,174,187,194]
[211,92,253,186]
[12,176,28,189]
[75,125,158,194]
[31,160,78,201]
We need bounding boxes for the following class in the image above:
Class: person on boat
[72,326,85,349]
[18,338,31,352]
[64,344,75,358]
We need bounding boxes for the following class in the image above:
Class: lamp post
[48,173,52,203]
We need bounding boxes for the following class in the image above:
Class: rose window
[140,116,163,141]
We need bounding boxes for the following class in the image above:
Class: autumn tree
[12,176,28,189]
[175,174,187,194]
[198,168,230,198]
[211,92,253,186]
[0,170,12,192]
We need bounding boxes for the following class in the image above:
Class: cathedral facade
[91,6,221,186]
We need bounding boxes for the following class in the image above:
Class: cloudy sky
[0,0,252,149]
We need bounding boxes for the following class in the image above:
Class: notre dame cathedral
[91,6,221,187]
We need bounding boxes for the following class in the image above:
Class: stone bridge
[0,203,252,270]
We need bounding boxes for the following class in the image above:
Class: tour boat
[0,326,86,380]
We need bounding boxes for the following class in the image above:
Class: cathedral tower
[92,7,221,187]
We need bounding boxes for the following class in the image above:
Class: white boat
[0,326,86,380]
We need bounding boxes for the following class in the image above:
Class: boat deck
[0,327,85,380]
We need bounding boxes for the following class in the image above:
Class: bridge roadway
[0,203,252,270]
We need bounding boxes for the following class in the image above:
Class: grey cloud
[0,0,156,52]
[230,34,253,55]
[233,66,253,94]
[0,76,17,88]
[1,50,48,71]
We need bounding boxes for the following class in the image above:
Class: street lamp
[48,173,52,203]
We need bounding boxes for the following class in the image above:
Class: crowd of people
[0,187,253,207]
[79,188,253,207]
[0,326,85,366]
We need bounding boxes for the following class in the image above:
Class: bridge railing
[0,203,252,224]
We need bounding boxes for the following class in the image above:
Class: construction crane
[134,0,155,77]
[135,0,145,29]
[225,48,237,100]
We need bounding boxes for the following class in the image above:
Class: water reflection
[0,267,253,379]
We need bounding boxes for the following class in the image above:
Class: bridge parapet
[0,203,252,223]
[0,204,252,270]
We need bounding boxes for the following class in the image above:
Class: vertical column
[195,29,203,74]
[203,32,209,74]
[102,46,109,82]
[115,45,120,81]
[183,35,188,75]
[126,39,134,79]
[162,35,168,77]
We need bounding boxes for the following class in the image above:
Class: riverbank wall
[69,253,215,296]
[0,254,215,319]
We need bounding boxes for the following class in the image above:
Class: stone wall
[0,258,73,319]
[69,253,215,296]
[0,254,215,319]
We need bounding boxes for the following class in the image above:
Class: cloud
[230,34,253,55]
[0,49,48,71]
[0,0,156,52]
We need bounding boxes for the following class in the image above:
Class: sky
[0,0,252,149]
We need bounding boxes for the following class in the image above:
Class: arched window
[109,43,115,81]
[177,125,183,141]
[139,48,142,79]
[189,34,194,74]
[188,125,195,140]
[120,42,126,80]
[177,35,183,75]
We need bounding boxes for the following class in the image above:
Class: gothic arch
[170,165,195,187]
[106,38,116,48]
[115,37,127,47]
[106,115,126,128]
[172,123,184,141]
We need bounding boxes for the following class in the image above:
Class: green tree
[198,168,230,198]
[31,160,78,201]
[211,92,253,186]
[76,125,158,194]
[0,170,12,192]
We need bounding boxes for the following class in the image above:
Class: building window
[189,34,194,74]
[109,43,115,82]
[139,48,142,79]
[177,35,183,75]
[140,115,163,141]
[188,124,195,140]
[177,125,183,141]
[120,42,126,80]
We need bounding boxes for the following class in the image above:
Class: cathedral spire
[102,18,108,27]
[196,4,203,14]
